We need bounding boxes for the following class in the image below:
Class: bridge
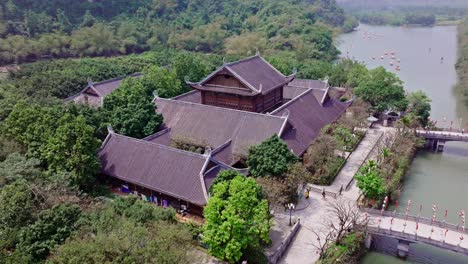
[363,208,468,258]
[416,130,468,151]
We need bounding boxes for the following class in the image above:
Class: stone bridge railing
[416,130,468,142]
[361,208,468,236]
[367,226,468,255]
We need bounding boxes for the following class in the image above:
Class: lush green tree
[141,65,184,98]
[108,196,176,224]
[172,52,209,84]
[332,125,359,151]
[80,10,96,27]
[354,161,386,200]
[407,90,432,127]
[203,175,271,263]
[16,204,82,261]
[104,77,163,138]
[50,217,191,264]
[209,170,243,194]
[247,135,297,178]
[41,114,101,188]
[0,153,41,187]
[0,180,36,250]
[71,23,120,57]
[354,67,408,112]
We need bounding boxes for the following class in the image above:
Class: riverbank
[455,18,468,105]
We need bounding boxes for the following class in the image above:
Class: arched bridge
[362,208,468,258]
[416,130,468,151]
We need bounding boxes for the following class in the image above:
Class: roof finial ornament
[282,109,290,119]
[292,67,297,74]
[87,78,94,86]
[184,76,190,83]
[258,83,263,93]
[152,90,159,99]
[255,48,260,56]
[107,125,114,134]
[204,146,212,157]
[222,57,226,65]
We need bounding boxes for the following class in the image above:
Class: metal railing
[416,130,468,141]
[361,208,468,236]
[309,186,337,199]
[367,226,468,255]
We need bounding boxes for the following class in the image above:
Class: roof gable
[273,89,350,155]
[192,55,295,95]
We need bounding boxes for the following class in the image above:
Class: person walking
[339,184,343,195]
[322,188,326,200]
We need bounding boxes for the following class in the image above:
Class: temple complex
[97,54,352,215]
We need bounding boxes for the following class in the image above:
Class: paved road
[279,127,387,264]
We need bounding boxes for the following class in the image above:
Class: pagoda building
[186,53,296,113]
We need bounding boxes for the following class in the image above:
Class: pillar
[397,240,410,259]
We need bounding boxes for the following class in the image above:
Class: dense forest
[0,0,359,65]
[337,0,468,26]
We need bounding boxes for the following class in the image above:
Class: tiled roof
[273,89,351,156]
[65,73,142,106]
[190,55,295,95]
[288,78,328,90]
[172,90,202,103]
[91,73,142,97]
[99,132,211,206]
[283,85,310,100]
[153,98,287,164]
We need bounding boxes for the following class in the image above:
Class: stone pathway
[279,128,387,264]
[310,129,383,195]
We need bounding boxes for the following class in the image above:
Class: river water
[337,24,468,263]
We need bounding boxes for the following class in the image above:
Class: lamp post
[288,203,295,226]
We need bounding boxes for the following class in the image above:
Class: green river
[337,24,468,263]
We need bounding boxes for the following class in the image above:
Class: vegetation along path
[279,126,387,264]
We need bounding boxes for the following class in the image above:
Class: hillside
[0,0,355,65]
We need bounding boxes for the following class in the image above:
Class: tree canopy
[247,135,297,178]
[407,90,432,127]
[203,175,271,263]
[354,67,408,112]
[354,161,386,200]
[103,77,163,138]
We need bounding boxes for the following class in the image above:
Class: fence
[308,186,338,199]
[367,226,468,255]
[266,220,301,264]
[361,208,468,236]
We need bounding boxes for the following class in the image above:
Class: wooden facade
[107,177,204,216]
[201,88,283,113]
[198,72,285,113]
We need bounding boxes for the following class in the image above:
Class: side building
[66,73,142,107]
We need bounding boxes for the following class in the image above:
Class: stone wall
[266,220,301,264]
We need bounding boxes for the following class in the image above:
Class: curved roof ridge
[225,54,261,66]
[92,72,142,86]
[269,88,314,115]
[155,97,287,121]
[105,132,207,159]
